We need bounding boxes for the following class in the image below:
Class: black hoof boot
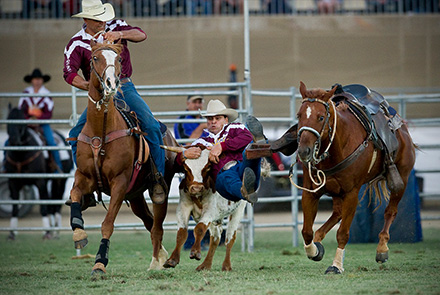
[310,242,325,262]
[376,252,389,263]
[325,265,342,275]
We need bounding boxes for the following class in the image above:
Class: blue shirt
[174,114,208,139]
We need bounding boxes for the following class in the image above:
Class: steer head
[161,145,216,198]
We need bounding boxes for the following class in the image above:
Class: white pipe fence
[0,84,439,252]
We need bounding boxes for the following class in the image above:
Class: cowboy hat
[72,0,115,22]
[202,99,238,122]
[24,68,51,83]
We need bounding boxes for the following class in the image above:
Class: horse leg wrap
[70,202,84,230]
[95,239,110,267]
[304,242,318,258]
[331,248,345,273]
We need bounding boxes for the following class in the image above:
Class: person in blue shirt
[174,95,208,142]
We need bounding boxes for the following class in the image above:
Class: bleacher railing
[1,0,439,19]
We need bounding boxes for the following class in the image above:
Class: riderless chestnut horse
[248,81,416,274]
[68,42,178,275]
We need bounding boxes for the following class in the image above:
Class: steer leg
[164,201,192,268]
[190,222,210,260]
[196,224,220,271]
[222,201,245,271]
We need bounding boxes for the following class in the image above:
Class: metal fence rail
[0,84,439,252]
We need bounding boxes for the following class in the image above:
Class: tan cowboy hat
[202,99,238,122]
[72,0,115,22]
[24,68,51,83]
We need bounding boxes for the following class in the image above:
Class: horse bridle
[89,47,121,111]
[297,97,337,165]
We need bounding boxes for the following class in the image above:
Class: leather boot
[149,159,168,205]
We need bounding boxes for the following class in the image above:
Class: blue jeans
[41,124,63,170]
[215,148,261,202]
[68,81,165,175]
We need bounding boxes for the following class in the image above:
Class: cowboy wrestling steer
[162,146,246,271]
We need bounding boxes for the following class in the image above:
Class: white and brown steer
[161,146,246,271]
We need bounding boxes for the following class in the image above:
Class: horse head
[296,81,337,165]
[90,40,123,100]
[7,107,27,146]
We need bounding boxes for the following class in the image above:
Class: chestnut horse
[293,82,415,274]
[69,42,178,275]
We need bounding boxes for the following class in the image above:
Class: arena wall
[0,15,439,119]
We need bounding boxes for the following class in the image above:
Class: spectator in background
[264,0,292,14]
[22,0,62,18]
[214,0,242,14]
[174,95,208,142]
[227,64,239,110]
[19,68,63,172]
[316,0,339,14]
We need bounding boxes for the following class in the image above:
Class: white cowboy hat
[72,0,115,22]
[202,99,238,122]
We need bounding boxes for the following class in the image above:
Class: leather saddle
[332,84,401,158]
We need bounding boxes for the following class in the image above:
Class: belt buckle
[222,160,237,171]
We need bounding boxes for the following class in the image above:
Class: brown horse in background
[69,42,179,275]
[293,81,415,274]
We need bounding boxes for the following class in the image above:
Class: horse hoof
[91,269,106,280]
[74,239,88,249]
[311,242,325,261]
[325,266,342,275]
[196,264,211,271]
[376,252,389,263]
[190,250,202,260]
[163,259,177,268]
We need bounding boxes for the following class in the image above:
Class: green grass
[1,228,440,295]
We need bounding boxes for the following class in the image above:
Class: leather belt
[120,77,132,84]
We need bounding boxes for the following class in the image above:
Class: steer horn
[160,145,185,153]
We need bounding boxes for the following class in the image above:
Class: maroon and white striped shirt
[19,86,53,119]
[176,123,254,180]
[63,19,146,85]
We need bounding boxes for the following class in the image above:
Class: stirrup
[386,163,404,193]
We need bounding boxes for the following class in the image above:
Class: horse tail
[360,176,390,213]
[260,157,271,179]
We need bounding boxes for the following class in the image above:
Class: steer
[161,146,246,271]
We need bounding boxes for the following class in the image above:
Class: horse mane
[91,42,123,55]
